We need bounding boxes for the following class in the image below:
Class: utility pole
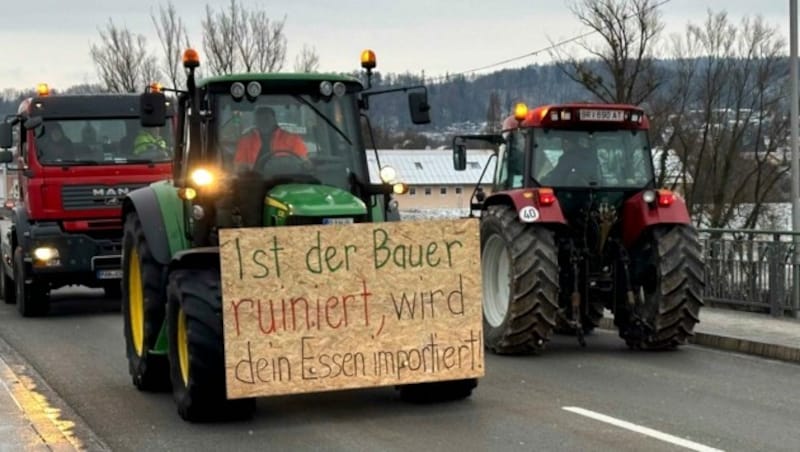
[791,0,799,317]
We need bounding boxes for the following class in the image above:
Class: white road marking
[563,406,725,452]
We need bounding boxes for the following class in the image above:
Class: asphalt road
[0,287,798,452]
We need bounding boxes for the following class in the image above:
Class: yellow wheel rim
[128,247,145,357]
[177,308,190,386]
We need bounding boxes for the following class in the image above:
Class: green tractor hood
[264,184,367,224]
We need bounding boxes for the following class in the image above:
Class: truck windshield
[215,93,366,191]
[532,129,653,188]
[36,119,173,165]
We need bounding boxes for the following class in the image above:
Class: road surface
[0,288,797,451]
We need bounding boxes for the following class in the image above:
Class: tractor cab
[139,49,427,246]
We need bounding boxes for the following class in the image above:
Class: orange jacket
[234,128,308,165]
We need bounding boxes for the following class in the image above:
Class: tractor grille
[61,184,147,210]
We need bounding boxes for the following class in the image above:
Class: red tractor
[453,102,704,352]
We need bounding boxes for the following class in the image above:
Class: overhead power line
[425,0,672,85]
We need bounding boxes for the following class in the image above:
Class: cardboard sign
[219,218,483,399]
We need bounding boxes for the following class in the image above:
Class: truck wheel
[398,378,477,403]
[1,264,14,304]
[481,205,559,354]
[167,268,255,422]
[14,247,49,317]
[122,213,170,391]
[621,225,704,349]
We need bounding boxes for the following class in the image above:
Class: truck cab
[0,86,174,316]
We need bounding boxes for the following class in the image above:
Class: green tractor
[121,49,476,422]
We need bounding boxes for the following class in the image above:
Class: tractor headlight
[33,247,59,262]
[246,81,262,98]
[230,82,245,99]
[379,165,397,184]
[392,182,409,195]
[190,168,214,187]
[320,81,333,96]
[642,190,657,204]
[333,82,347,97]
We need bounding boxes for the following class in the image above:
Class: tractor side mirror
[0,150,12,164]
[453,142,467,171]
[140,92,167,127]
[0,123,12,149]
[475,186,486,203]
[23,116,42,131]
[408,91,431,125]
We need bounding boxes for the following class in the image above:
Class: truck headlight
[33,247,59,262]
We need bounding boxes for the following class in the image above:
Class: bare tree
[90,19,159,93]
[555,0,665,105]
[247,12,287,72]
[665,11,789,228]
[202,0,287,75]
[151,1,190,88]
[293,44,320,73]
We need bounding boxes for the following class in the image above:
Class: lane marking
[563,406,725,452]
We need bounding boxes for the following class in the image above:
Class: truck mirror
[408,91,430,125]
[453,143,467,171]
[0,150,12,163]
[0,123,11,149]
[140,92,167,127]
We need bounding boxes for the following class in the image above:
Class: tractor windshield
[533,129,653,188]
[36,119,173,165]
[214,93,365,191]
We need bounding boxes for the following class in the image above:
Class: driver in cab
[540,135,598,185]
[234,106,308,170]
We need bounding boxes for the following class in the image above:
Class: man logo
[93,187,130,197]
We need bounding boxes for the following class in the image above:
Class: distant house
[367,149,495,210]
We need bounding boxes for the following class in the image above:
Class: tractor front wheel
[167,268,255,422]
[620,225,704,349]
[122,213,170,391]
[398,379,477,403]
[481,205,559,354]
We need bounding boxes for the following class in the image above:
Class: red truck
[0,85,173,316]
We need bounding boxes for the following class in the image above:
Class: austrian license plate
[97,269,123,280]
[322,217,354,225]
[579,109,625,121]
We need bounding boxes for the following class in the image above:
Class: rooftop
[367,149,495,185]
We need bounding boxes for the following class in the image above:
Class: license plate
[97,269,122,280]
[579,109,624,122]
[323,217,354,225]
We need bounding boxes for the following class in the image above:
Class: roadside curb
[598,318,800,364]
[0,335,111,451]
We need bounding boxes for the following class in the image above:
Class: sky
[0,0,789,91]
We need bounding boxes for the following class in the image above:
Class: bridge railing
[699,228,800,318]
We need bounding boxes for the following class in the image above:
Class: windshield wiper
[58,160,101,166]
[120,158,158,164]
[292,95,352,145]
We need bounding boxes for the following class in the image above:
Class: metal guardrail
[699,228,800,318]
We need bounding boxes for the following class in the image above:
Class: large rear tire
[122,213,170,391]
[167,268,255,422]
[480,205,559,354]
[14,247,49,317]
[620,225,704,349]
